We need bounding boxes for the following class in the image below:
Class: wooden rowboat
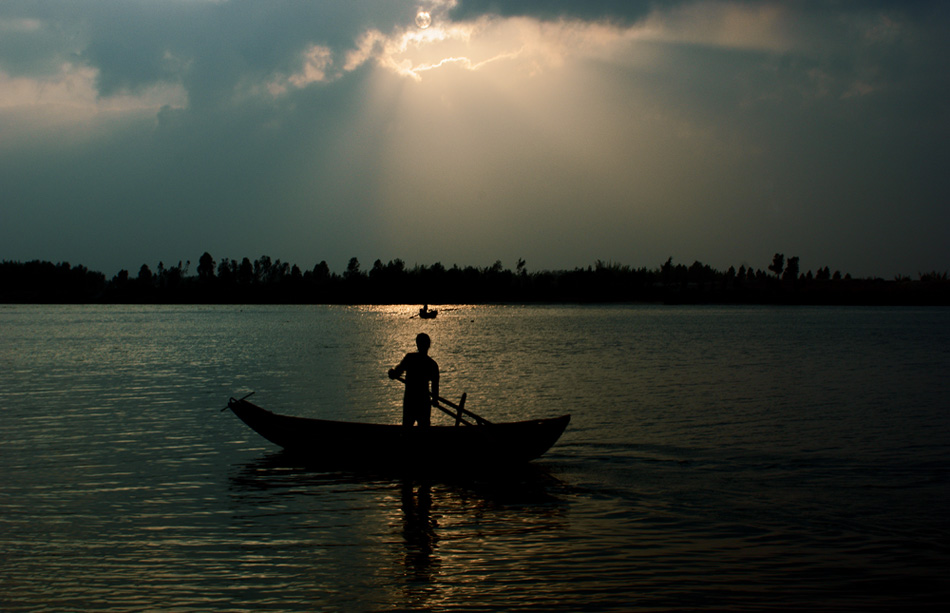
[226,396,570,468]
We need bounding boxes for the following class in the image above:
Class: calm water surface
[1,304,948,611]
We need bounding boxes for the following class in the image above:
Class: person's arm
[389,355,407,379]
[431,365,440,405]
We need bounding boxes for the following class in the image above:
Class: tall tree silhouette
[197,252,215,282]
[768,253,785,278]
[783,256,800,282]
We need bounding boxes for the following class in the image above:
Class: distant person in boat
[389,333,440,427]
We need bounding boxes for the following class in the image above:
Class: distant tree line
[0,260,107,303]
[2,253,948,305]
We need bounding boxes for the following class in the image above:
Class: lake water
[1,304,948,611]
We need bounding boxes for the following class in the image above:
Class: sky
[1,0,948,279]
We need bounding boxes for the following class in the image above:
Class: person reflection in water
[401,480,440,583]
[389,333,440,427]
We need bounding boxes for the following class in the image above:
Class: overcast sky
[1,0,947,278]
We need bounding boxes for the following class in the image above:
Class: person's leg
[417,406,430,427]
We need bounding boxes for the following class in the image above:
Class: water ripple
[2,305,949,611]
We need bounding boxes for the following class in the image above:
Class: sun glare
[343,13,650,86]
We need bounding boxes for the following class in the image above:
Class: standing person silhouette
[389,333,440,427]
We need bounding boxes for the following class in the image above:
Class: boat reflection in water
[229,451,570,610]
[224,385,572,609]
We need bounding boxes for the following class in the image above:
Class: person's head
[416,333,431,353]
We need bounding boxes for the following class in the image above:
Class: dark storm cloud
[0,0,408,105]
[449,0,660,23]
[450,0,948,22]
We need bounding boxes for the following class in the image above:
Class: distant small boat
[225,396,570,468]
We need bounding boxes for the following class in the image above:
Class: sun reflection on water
[3,305,948,610]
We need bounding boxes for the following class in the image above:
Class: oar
[392,375,491,425]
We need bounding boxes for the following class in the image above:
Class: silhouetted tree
[661,257,674,284]
[254,256,272,284]
[238,258,254,285]
[268,260,289,285]
[688,260,714,285]
[724,266,737,290]
[370,259,385,279]
[783,256,800,282]
[768,253,785,278]
[197,252,215,282]
[137,264,153,286]
[217,258,236,285]
[345,257,361,281]
[919,271,949,282]
[311,261,331,283]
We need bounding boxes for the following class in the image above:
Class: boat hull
[227,398,570,467]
